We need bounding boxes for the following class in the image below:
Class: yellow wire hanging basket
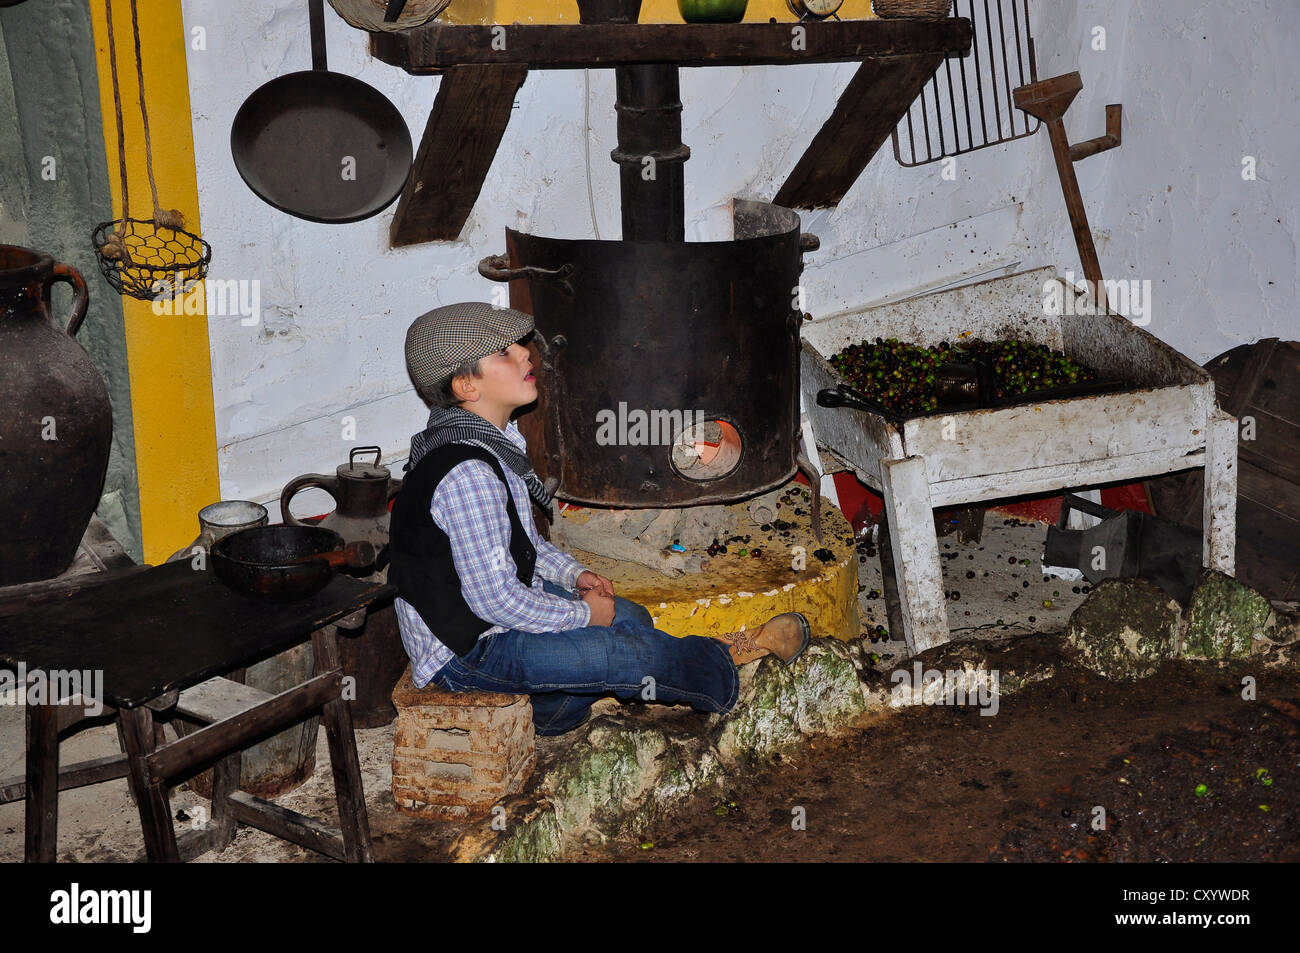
[92,0,210,301]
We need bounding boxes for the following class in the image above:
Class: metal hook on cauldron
[478,254,576,297]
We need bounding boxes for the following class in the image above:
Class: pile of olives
[962,339,1096,399]
[829,337,1096,415]
[830,338,946,414]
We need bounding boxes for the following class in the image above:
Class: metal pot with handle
[280,446,401,551]
[280,446,405,728]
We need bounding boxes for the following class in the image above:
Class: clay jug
[0,246,112,586]
[281,446,405,727]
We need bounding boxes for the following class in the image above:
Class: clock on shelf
[785,0,845,20]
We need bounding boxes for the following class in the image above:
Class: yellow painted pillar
[88,0,218,562]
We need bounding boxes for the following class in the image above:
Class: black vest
[388,443,537,656]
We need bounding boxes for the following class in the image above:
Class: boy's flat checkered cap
[406,301,535,398]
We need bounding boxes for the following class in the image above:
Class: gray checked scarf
[407,406,554,519]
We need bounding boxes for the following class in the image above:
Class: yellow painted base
[561,490,860,641]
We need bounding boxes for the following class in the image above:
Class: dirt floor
[579,655,1300,863]
[6,641,1296,864]
[4,517,1294,864]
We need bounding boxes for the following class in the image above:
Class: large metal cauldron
[484,200,811,507]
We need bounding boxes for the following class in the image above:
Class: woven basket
[871,0,952,18]
[328,0,451,32]
[92,218,211,302]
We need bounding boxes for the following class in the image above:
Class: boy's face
[453,340,537,418]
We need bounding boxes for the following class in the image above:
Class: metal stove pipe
[611,65,689,242]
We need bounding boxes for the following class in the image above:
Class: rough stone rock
[882,645,1000,714]
[712,658,802,769]
[538,715,679,843]
[791,638,873,735]
[1182,572,1277,660]
[448,795,562,863]
[1065,578,1180,680]
[842,634,872,672]
[1270,612,1300,647]
[921,633,1063,695]
[645,735,724,819]
[714,638,871,767]
[871,634,1063,718]
[1259,640,1300,673]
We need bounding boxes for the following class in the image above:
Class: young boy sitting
[389,301,811,735]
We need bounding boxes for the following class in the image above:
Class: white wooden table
[801,268,1236,654]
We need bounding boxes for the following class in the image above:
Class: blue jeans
[432,581,740,735]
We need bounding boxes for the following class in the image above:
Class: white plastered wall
[181,0,1296,511]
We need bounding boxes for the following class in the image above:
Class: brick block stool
[391,666,535,820]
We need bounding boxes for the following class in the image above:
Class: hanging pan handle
[816,383,895,418]
[308,0,327,71]
[478,254,575,296]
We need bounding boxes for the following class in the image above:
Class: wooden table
[0,560,395,863]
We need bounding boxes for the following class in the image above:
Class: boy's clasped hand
[576,570,616,626]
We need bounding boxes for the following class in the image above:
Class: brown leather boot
[713,612,812,667]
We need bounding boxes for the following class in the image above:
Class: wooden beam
[880,455,949,654]
[313,625,374,863]
[0,753,128,805]
[225,791,346,861]
[371,19,972,72]
[208,748,241,852]
[169,824,229,864]
[389,65,528,247]
[23,702,59,862]
[144,672,341,784]
[774,52,947,210]
[119,706,180,863]
[1203,410,1238,576]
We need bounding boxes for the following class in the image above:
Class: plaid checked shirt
[395,423,590,687]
